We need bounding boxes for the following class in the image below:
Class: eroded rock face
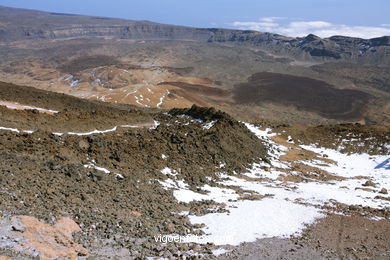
[1,6,390,64]
[0,216,88,259]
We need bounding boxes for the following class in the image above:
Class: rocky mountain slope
[0,82,389,259]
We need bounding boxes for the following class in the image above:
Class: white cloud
[259,17,286,23]
[289,21,332,29]
[231,17,390,39]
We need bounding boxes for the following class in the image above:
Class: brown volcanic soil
[1,37,389,125]
[159,81,231,107]
[0,82,389,259]
[57,55,120,74]
[312,62,390,93]
[158,82,230,97]
[273,123,390,155]
[0,81,154,132]
[294,214,390,260]
[0,116,266,258]
[233,72,372,120]
[0,81,145,114]
[0,83,269,258]
[222,214,390,259]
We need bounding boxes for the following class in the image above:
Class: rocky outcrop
[169,105,235,122]
[0,215,88,259]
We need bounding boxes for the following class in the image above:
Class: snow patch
[203,120,217,130]
[158,124,390,246]
[301,144,390,177]
[212,248,231,256]
[115,173,124,180]
[188,199,323,245]
[135,95,149,107]
[84,162,124,180]
[60,74,73,81]
[161,167,178,176]
[0,126,34,134]
[84,162,110,174]
[70,80,79,87]
[54,122,159,136]
[0,101,59,114]
[124,90,137,98]
[150,120,160,129]
[0,126,20,133]
[157,90,170,108]
[57,127,118,136]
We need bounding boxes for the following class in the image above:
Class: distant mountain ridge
[1,6,389,64]
[0,5,389,126]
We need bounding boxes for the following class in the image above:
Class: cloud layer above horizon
[231,17,390,39]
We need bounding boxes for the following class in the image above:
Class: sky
[1,0,390,38]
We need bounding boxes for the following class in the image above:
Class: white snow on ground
[203,120,217,130]
[115,173,124,180]
[243,123,276,139]
[53,127,118,136]
[99,94,112,102]
[178,115,203,124]
[157,90,170,108]
[161,167,178,176]
[218,162,226,168]
[300,144,389,178]
[243,123,289,170]
[135,95,149,107]
[67,126,118,136]
[159,123,390,246]
[124,90,137,98]
[0,101,59,114]
[0,126,20,133]
[0,126,34,134]
[70,80,79,87]
[188,199,323,245]
[177,115,220,130]
[150,120,160,129]
[159,174,239,204]
[53,121,160,136]
[84,162,110,174]
[72,93,98,99]
[223,172,388,211]
[84,161,124,180]
[60,74,73,81]
[212,248,231,256]
[164,170,323,244]
[121,122,157,129]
